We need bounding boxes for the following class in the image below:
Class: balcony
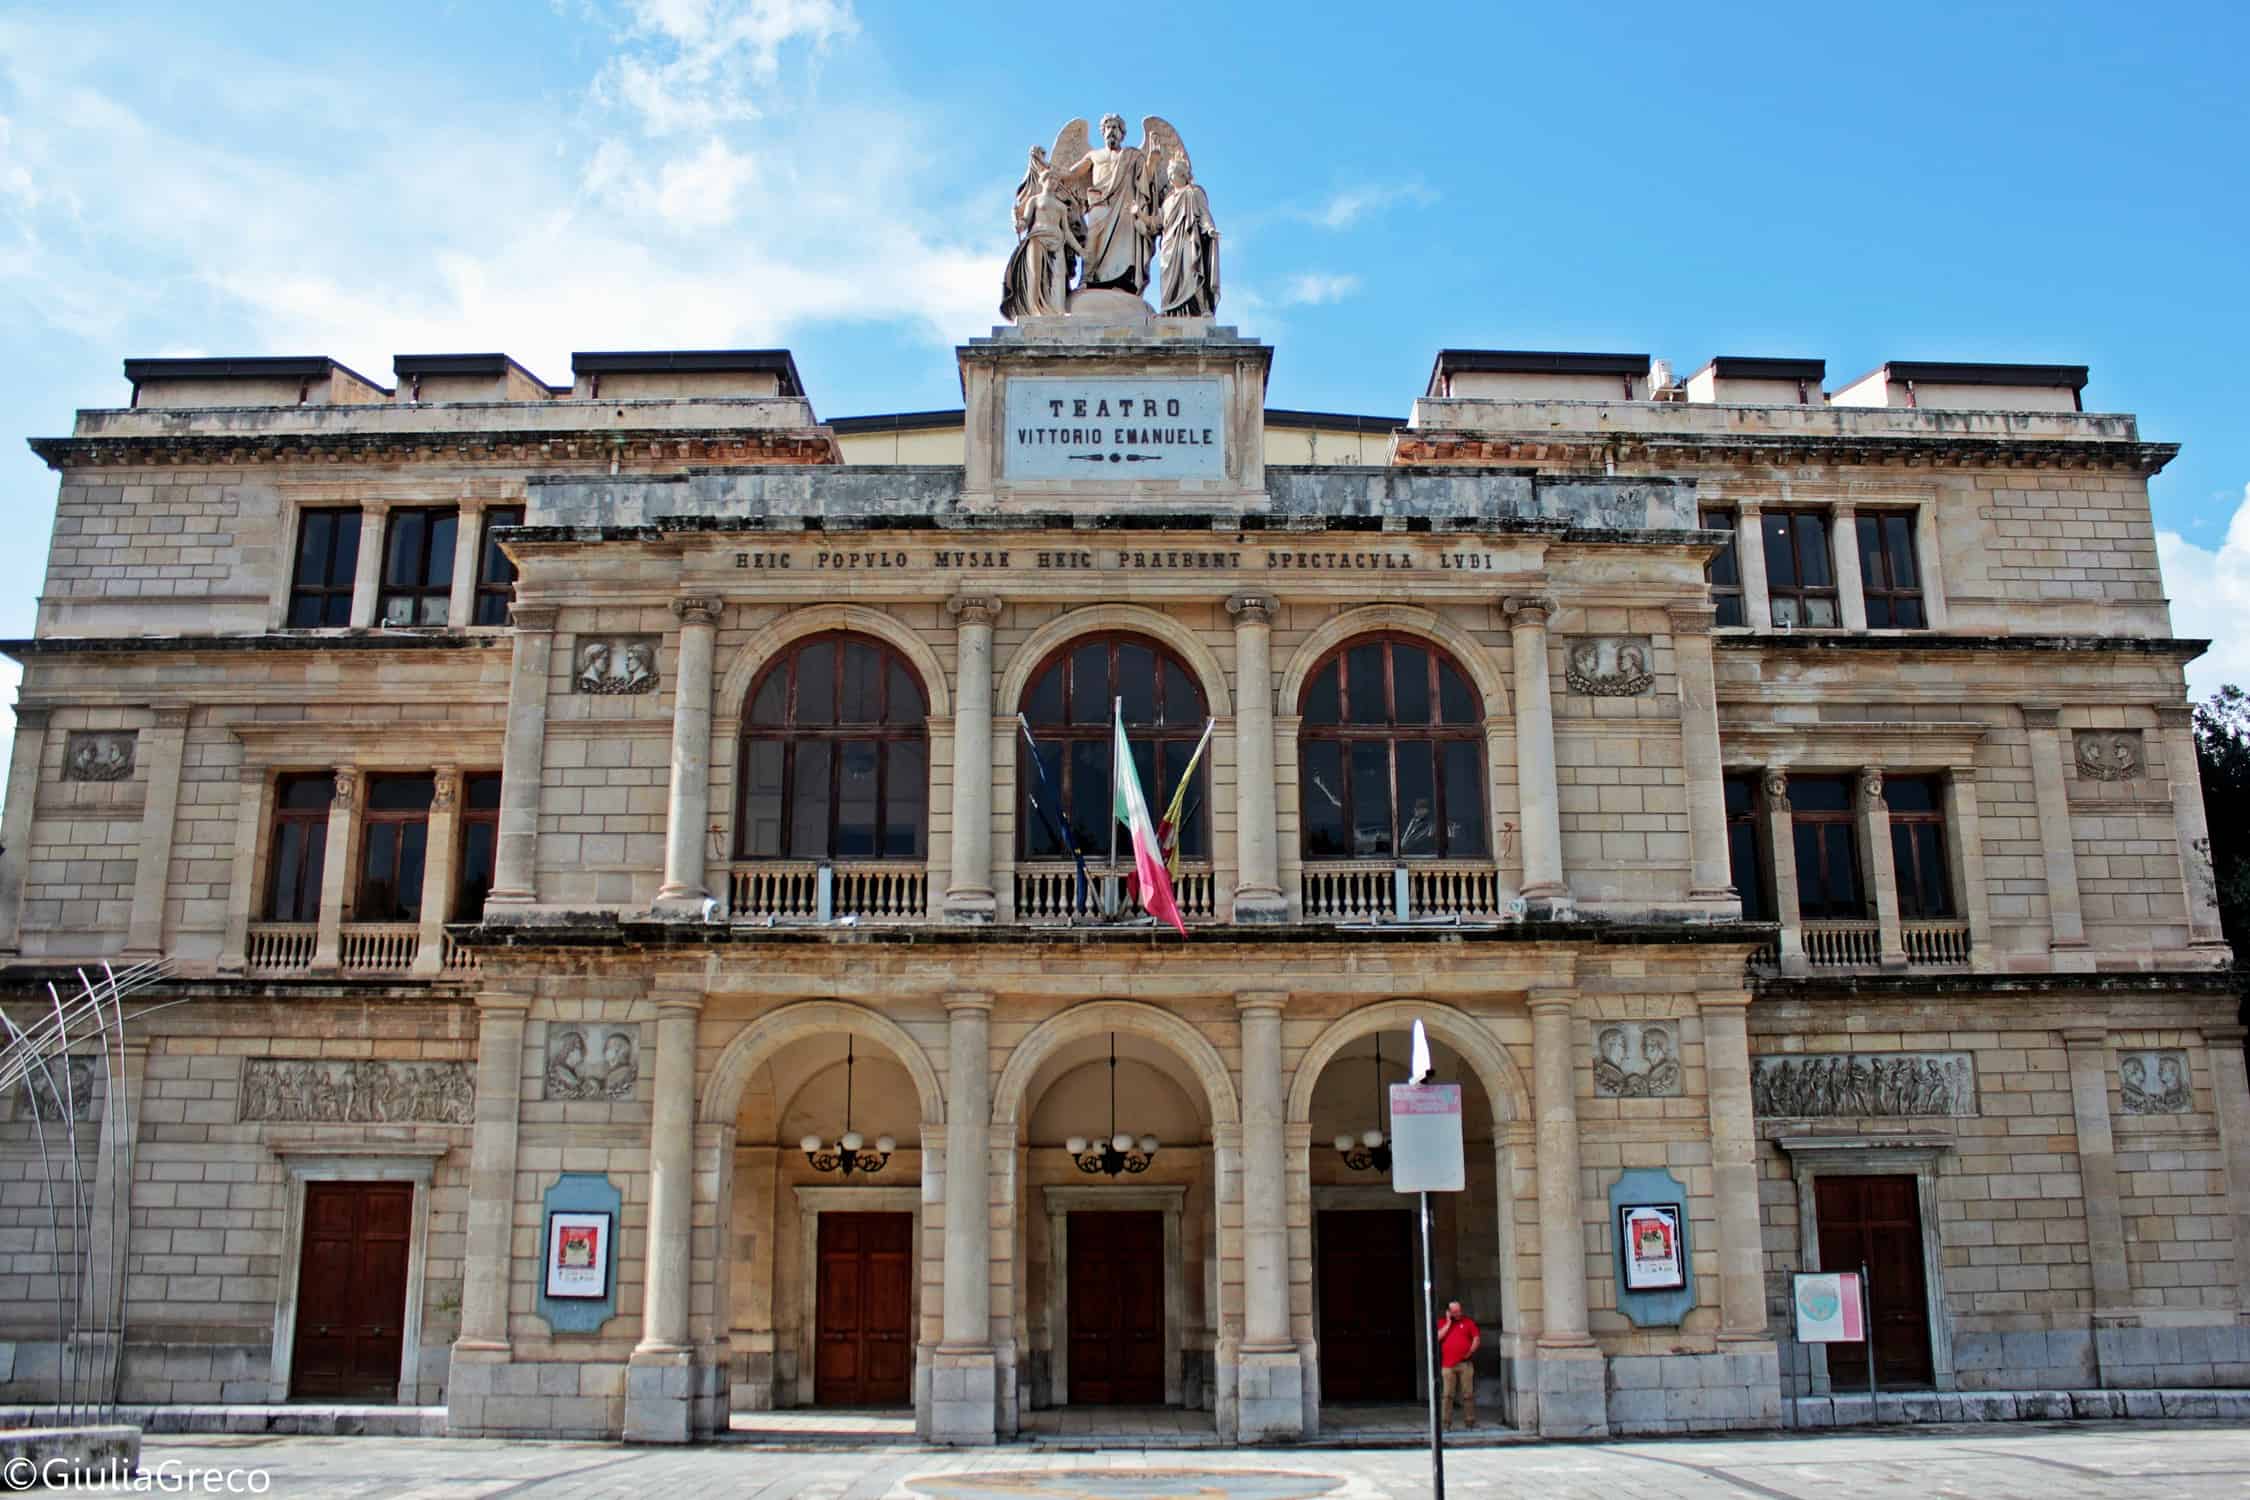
[245,922,316,977]
[1902,918,1971,967]
[340,922,419,974]
[1300,861,1508,923]
[1802,919,1881,968]
[1013,862,1217,924]
[728,861,930,923]
[1750,915,1976,975]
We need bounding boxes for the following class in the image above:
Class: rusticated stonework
[1751,1052,1977,1118]
[239,1058,474,1125]
[1594,1022,1681,1098]
[2118,1049,2191,1114]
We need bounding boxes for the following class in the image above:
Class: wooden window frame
[1702,506,1746,628]
[355,774,436,921]
[737,632,930,862]
[1723,771,1771,921]
[1295,632,1487,862]
[1014,632,1210,862]
[471,507,523,628]
[1885,775,1954,919]
[286,510,361,629]
[375,507,459,628]
[456,772,503,920]
[265,773,335,921]
[1788,775,1867,920]
[1856,510,1928,630]
[1762,508,1840,629]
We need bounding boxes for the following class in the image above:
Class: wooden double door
[815,1212,914,1406]
[1815,1174,1935,1388]
[291,1181,412,1399]
[1066,1210,1165,1405]
[1316,1210,1418,1402]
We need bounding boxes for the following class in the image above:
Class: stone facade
[0,336,2234,1445]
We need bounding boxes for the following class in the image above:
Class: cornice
[1393,429,2178,477]
[28,428,841,472]
[1719,720,1987,770]
[0,631,515,662]
[1716,632,2208,659]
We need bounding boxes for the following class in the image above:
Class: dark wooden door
[1815,1174,1934,1388]
[1316,1210,1418,1402]
[815,1212,913,1406]
[1067,1210,1165,1405]
[290,1181,412,1399]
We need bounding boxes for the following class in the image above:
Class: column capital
[237,761,268,787]
[2062,1026,2109,1047]
[1503,594,1557,625]
[508,603,559,632]
[1761,766,1790,810]
[1234,990,1287,1017]
[1831,501,1858,519]
[1856,765,1886,808]
[1735,499,1764,516]
[11,707,50,731]
[1666,604,1718,635]
[2203,1024,2248,1045]
[432,767,461,810]
[2021,706,2063,730]
[1226,592,1276,625]
[332,766,359,809]
[945,595,1002,626]
[653,993,705,1020]
[360,498,393,516]
[476,987,534,1017]
[942,990,995,1015]
[1525,987,1575,1015]
[2156,703,2197,730]
[1696,990,1753,1015]
[671,596,723,628]
[150,704,193,730]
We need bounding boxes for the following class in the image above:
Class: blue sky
[3,0,2248,737]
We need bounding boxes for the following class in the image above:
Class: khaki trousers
[1440,1361,1475,1426]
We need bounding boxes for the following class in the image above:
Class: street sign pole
[1862,1261,1878,1411]
[1420,1187,1445,1500]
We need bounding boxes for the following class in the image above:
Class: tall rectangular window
[472,507,523,627]
[1702,507,1745,628]
[1886,775,1954,918]
[1763,509,1839,628]
[1788,775,1866,919]
[286,510,361,628]
[456,773,502,920]
[1723,772,1771,921]
[357,775,435,921]
[265,774,335,921]
[1857,511,1927,629]
[376,508,459,627]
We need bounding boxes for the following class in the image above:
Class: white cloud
[2156,482,2250,703]
[1308,181,1435,231]
[1280,272,1361,306]
[600,0,856,135]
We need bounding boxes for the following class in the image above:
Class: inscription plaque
[1004,377,1226,480]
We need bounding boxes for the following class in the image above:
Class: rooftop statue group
[1002,113,1219,322]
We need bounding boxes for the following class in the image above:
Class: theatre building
[0,320,2241,1445]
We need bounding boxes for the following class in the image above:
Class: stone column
[1699,993,1767,1339]
[1529,987,1604,1436]
[1857,767,1908,968]
[1227,594,1288,923]
[934,992,996,1443]
[2159,706,2230,950]
[218,763,268,975]
[487,605,556,913]
[412,767,462,976]
[0,708,51,955]
[1234,990,1303,1439]
[124,707,191,959]
[1832,503,1868,631]
[310,767,358,973]
[449,988,528,1437]
[628,988,704,1442]
[1762,769,1807,974]
[943,598,1000,923]
[446,501,485,629]
[2062,1028,2132,1319]
[1505,596,1567,906]
[1735,503,1772,629]
[1943,767,1995,969]
[2201,1026,2250,1314]
[348,501,390,629]
[2022,708,2091,966]
[655,597,723,915]
[1669,607,1735,908]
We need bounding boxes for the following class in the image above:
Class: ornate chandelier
[1066,1033,1160,1176]
[1334,1035,1393,1173]
[800,1037,894,1177]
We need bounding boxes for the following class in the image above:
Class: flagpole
[1107,696,1121,918]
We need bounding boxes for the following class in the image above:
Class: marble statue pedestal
[1065,287,1154,323]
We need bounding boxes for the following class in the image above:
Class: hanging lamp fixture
[801,1037,894,1176]
[1334,1035,1393,1173]
[1067,1033,1159,1176]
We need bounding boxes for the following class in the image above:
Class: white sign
[545,1210,612,1300]
[1388,1082,1464,1193]
[1791,1270,1866,1343]
[1618,1203,1685,1291]
[1003,377,1226,480]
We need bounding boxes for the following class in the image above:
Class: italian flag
[1113,700,1188,936]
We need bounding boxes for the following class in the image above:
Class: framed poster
[545,1210,612,1300]
[1791,1271,1865,1343]
[1617,1203,1685,1291]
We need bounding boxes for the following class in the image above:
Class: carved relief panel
[238,1058,474,1124]
[13,1057,97,1122]
[1593,1022,1681,1098]
[1564,637,1655,697]
[2118,1049,2191,1115]
[544,1023,641,1101]
[63,731,136,782]
[2073,730,2144,781]
[1751,1052,1977,1118]
[572,636,660,695]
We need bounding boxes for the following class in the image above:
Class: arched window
[738,634,928,860]
[1018,634,1210,861]
[1298,634,1486,860]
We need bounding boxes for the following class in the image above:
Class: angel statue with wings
[1000,113,1215,319]
[1000,146,1086,320]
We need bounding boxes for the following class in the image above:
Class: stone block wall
[1967,473,2165,608]
[1549,606,1690,910]
[38,469,267,626]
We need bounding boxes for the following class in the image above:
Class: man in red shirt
[1436,1300,1480,1428]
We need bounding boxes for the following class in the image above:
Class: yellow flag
[1158,719,1215,880]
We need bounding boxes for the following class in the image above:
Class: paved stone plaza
[113,1424,2250,1498]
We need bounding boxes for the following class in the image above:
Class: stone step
[0,1404,446,1438]
[1787,1388,2250,1428]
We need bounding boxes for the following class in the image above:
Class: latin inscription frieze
[732,546,1506,575]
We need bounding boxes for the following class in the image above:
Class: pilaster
[0,708,52,954]
[1735,503,1772,629]
[2158,705,2230,952]
[412,767,462,976]
[2022,707,2092,968]
[1832,503,1868,632]
[1234,989,1303,1439]
[1762,769,1807,974]
[2203,1026,2250,1320]
[1857,767,1908,968]
[2062,1027,2133,1319]
[944,598,1001,923]
[654,597,723,914]
[1699,993,1767,1339]
[627,987,705,1442]
[487,604,556,913]
[310,766,358,973]
[1504,595,1566,907]
[1227,594,1288,923]
[1528,986,1605,1437]
[122,706,191,959]
[446,500,485,629]
[933,990,997,1444]
[218,762,267,975]
[347,500,390,629]
[1668,607,1736,910]
[1943,766,1994,970]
